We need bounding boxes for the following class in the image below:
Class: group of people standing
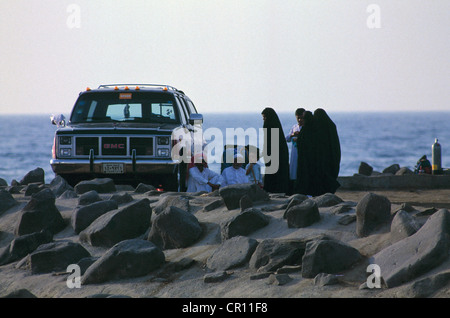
[266,107,341,196]
[185,106,341,197]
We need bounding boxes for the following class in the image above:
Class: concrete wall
[337,175,450,190]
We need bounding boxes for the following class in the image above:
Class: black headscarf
[261,107,290,194]
[313,108,341,194]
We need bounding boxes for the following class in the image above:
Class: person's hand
[208,182,220,191]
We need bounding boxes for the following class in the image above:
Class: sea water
[0,112,449,185]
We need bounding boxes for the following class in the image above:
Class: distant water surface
[0,112,449,185]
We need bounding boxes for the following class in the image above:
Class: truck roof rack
[98,84,179,91]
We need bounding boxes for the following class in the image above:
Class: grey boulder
[147,206,202,249]
[74,178,116,194]
[249,238,306,273]
[82,239,165,285]
[153,194,191,215]
[0,189,18,215]
[27,241,90,274]
[221,208,270,240]
[0,230,53,266]
[390,210,421,243]
[284,199,320,228]
[356,192,391,237]
[79,199,152,247]
[15,188,66,236]
[78,190,102,206]
[71,200,118,234]
[301,238,362,278]
[207,236,258,271]
[219,183,269,210]
[19,168,45,186]
[371,209,450,288]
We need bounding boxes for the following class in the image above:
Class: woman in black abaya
[261,107,290,194]
[313,108,341,194]
[295,111,319,196]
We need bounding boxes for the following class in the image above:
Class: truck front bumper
[50,158,179,175]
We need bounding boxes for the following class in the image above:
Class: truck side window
[175,96,188,124]
[185,99,197,114]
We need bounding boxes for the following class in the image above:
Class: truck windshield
[70,92,180,124]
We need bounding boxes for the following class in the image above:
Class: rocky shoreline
[1,167,450,298]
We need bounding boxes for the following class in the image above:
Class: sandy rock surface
[1,180,450,299]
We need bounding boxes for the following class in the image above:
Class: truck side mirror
[51,114,66,127]
[189,113,203,125]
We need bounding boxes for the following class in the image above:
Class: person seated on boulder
[186,153,223,193]
[245,146,263,188]
[221,154,250,187]
[414,155,432,174]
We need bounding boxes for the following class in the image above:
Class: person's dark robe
[261,107,290,194]
[313,108,341,194]
[295,111,319,195]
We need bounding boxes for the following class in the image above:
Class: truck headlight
[157,136,170,145]
[59,136,72,145]
[60,148,72,157]
[157,149,169,157]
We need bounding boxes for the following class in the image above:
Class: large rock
[19,167,45,186]
[0,230,53,265]
[203,198,224,212]
[284,194,308,213]
[249,238,306,273]
[219,183,269,210]
[395,167,414,175]
[26,241,90,274]
[71,200,119,234]
[134,183,156,193]
[390,210,421,243]
[81,239,165,285]
[74,178,116,194]
[0,178,7,187]
[0,189,18,215]
[49,176,74,197]
[356,192,391,237]
[358,162,373,176]
[221,208,270,240]
[79,199,152,247]
[59,189,78,199]
[301,238,362,278]
[153,195,190,215]
[398,270,450,298]
[206,236,258,271]
[284,199,320,228]
[108,192,134,205]
[78,190,102,206]
[312,193,343,207]
[147,206,202,249]
[15,188,66,236]
[383,164,400,175]
[23,183,47,197]
[371,209,450,288]
[1,289,37,298]
[239,195,253,211]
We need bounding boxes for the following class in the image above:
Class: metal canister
[432,138,442,175]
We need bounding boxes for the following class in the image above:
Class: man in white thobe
[186,161,223,193]
[221,154,250,186]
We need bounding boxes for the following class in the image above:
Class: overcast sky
[0,0,449,115]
